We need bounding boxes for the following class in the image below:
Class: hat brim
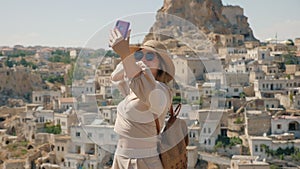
[129,45,175,82]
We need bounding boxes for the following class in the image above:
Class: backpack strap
[154,103,182,135]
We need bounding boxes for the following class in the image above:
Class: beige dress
[111,61,172,169]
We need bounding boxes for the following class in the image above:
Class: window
[277,124,281,129]
[88,133,92,138]
[260,145,264,152]
[208,128,211,133]
[61,122,66,126]
[203,128,206,133]
[62,146,64,151]
[234,88,239,92]
[57,146,60,151]
[255,145,258,152]
[76,132,80,137]
[208,139,211,145]
[111,134,117,141]
[193,69,196,73]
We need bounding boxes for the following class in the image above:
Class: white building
[198,109,231,150]
[54,108,78,134]
[205,72,249,86]
[35,109,54,123]
[226,59,251,73]
[64,123,117,169]
[247,47,273,64]
[271,115,300,138]
[55,97,78,111]
[72,79,96,97]
[226,84,243,98]
[98,106,117,125]
[249,135,300,160]
[69,50,77,59]
[253,78,300,98]
[181,85,201,104]
[201,82,216,97]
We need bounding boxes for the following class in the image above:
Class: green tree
[172,96,187,104]
[20,57,28,67]
[105,50,119,57]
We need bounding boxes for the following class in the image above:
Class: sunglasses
[134,50,156,61]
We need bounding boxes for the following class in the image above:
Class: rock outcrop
[0,66,44,106]
[144,0,258,54]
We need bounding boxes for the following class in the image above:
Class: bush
[234,117,243,124]
[45,124,62,134]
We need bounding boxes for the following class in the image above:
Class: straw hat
[129,40,175,82]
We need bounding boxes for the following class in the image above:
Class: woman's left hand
[109,29,131,58]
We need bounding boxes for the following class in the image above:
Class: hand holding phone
[115,20,130,38]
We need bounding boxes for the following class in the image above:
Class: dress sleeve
[129,61,172,115]
[111,62,130,96]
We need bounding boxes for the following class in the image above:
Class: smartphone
[115,20,130,38]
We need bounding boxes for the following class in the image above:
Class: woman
[109,28,175,169]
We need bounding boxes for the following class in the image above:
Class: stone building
[173,56,206,85]
[230,155,270,169]
[32,90,61,108]
[246,47,272,64]
[249,71,265,83]
[285,64,300,75]
[3,159,26,169]
[261,65,279,75]
[253,78,300,98]
[54,135,71,165]
[245,110,271,136]
[271,115,300,138]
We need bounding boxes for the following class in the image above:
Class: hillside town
[1,1,300,169]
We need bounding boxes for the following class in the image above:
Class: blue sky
[0,0,299,48]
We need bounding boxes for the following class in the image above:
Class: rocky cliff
[0,66,44,106]
[144,0,258,54]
